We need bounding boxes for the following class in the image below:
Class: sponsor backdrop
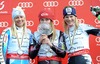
[0,0,100,64]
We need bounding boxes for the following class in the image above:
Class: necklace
[16,31,24,55]
[67,27,77,52]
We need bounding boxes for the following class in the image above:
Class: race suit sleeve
[50,31,66,58]
[0,28,10,61]
[29,41,41,59]
[80,24,100,36]
[50,44,66,58]
[86,29,100,36]
[82,24,100,36]
[29,33,42,59]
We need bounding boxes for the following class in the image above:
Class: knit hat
[12,6,25,19]
[38,8,54,21]
[63,6,76,17]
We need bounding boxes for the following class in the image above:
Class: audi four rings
[96,56,100,62]
[0,22,8,27]
[43,1,59,7]
[26,20,34,26]
[95,37,100,43]
[18,2,33,8]
[68,0,84,6]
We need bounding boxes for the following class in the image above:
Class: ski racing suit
[0,27,33,64]
[29,29,66,64]
[64,23,100,64]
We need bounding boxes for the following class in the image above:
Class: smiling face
[40,18,51,24]
[64,15,76,27]
[14,15,26,28]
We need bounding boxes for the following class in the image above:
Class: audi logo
[43,1,59,7]
[94,18,100,24]
[0,21,8,27]
[78,19,85,23]
[18,2,33,8]
[0,1,4,10]
[68,0,84,6]
[96,56,100,62]
[95,37,100,43]
[94,18,100,27]
[26,20,34,26]
[53,20,59,25]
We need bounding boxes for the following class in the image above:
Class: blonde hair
[64,17,79,34]
[50,21,56,42]
[11,18,27,36]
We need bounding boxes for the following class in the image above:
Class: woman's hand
[39,34,47,43]
[42,38,53,47]
[39,34,53,47]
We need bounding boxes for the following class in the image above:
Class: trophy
[37,23,54,57]
[90,6,100,20]
[37,23,52,35]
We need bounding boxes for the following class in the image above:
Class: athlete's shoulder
[1,27,11,34]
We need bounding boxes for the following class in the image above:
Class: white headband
[12,6,25,19]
